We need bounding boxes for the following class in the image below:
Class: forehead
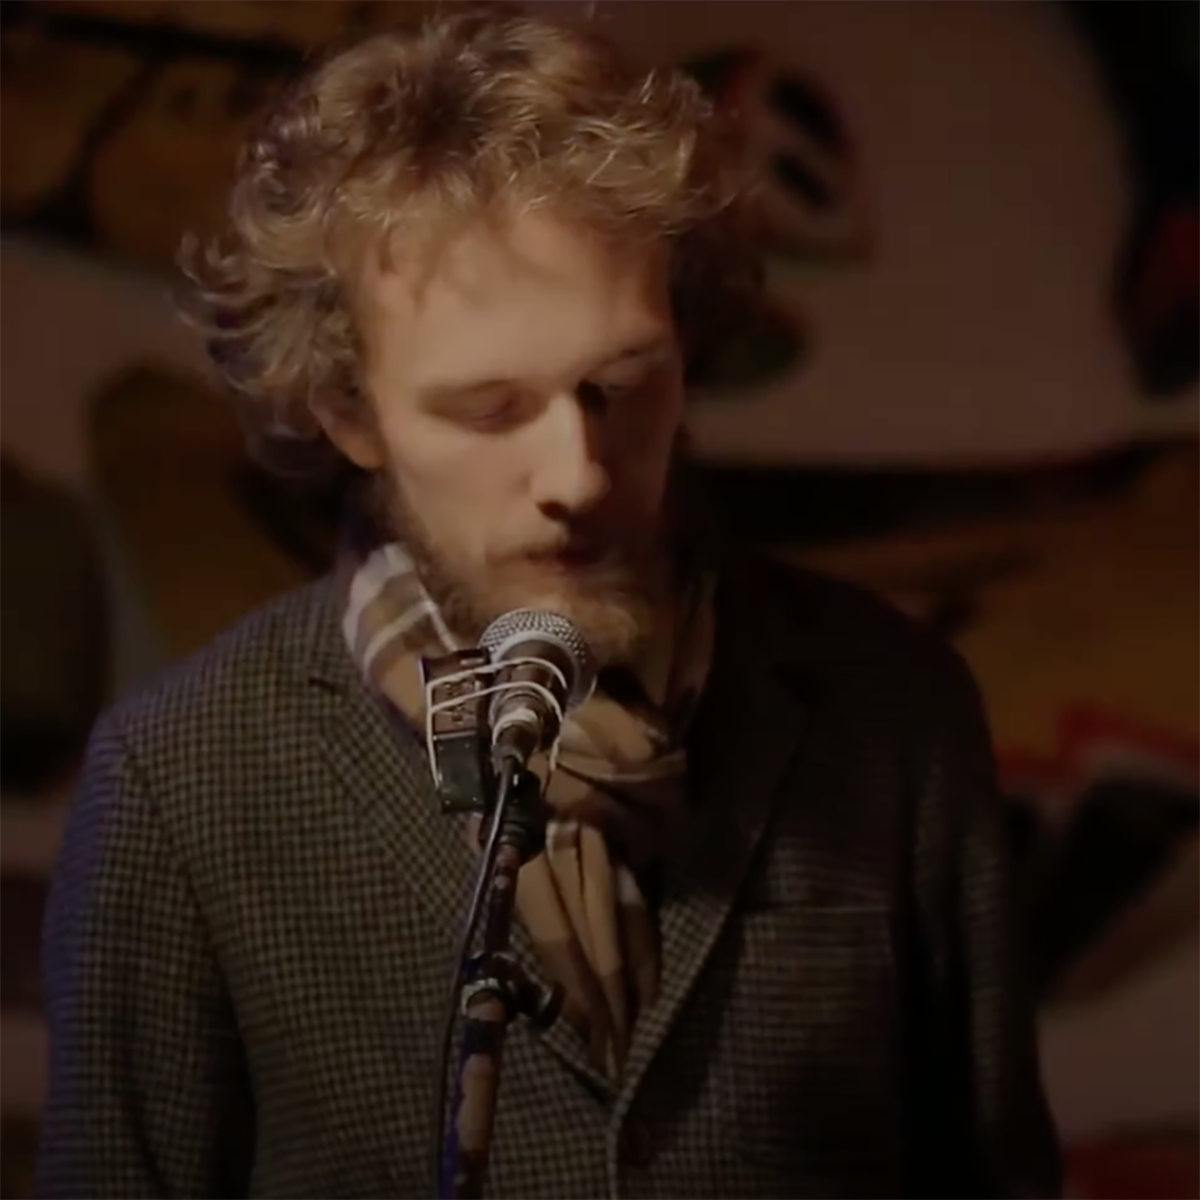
[356,211,674,394]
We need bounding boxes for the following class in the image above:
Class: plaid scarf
[339,527,715,1077]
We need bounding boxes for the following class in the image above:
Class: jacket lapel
[617,555,813,1112]
[315,675,478,944]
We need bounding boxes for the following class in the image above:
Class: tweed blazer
[36,550,1061,1199]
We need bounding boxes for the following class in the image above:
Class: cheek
[382,420,522,549]
[377,406,474,499]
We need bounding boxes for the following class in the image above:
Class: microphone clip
[420,648,494,817]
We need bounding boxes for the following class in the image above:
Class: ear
[311,397,387,471]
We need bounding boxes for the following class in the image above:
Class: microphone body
[479,609,597,768]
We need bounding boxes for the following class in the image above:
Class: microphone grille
[480,609,597,711]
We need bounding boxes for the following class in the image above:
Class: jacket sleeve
[907,648,1063,1199]
[35,714,254,1198]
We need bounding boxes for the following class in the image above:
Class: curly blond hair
[182,3,760,477]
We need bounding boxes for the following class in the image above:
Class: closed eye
[581,357,671,405]
[577,378,635,409]
[442,391,529,432]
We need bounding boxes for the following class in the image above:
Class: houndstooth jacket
[36,550,1061,1199]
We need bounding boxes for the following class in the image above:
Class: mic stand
[439,761,560,1199]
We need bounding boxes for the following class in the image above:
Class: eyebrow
[417,336,673,405]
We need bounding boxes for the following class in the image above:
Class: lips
[526,543,607,569]
[544,549,604,569]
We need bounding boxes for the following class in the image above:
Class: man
[36,7,1061,1198]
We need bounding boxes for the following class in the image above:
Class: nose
[529,391,611,519]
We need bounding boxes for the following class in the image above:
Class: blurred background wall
[1,2,1197,1196]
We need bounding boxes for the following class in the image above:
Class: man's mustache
[512,540,611,565]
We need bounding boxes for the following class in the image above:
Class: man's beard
[365,470,687,669]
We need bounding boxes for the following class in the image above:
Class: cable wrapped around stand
[432,762,560,1199]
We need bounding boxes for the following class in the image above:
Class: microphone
[479,609,597,768]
